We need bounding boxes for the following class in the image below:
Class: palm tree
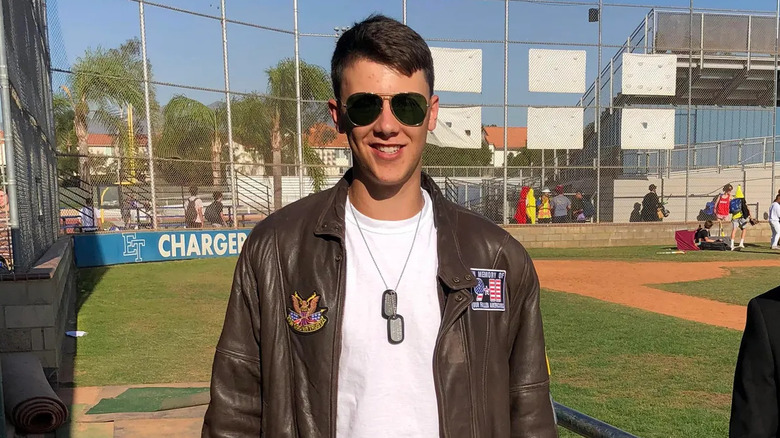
[60,38,153,183]
[263,59,332,209]
[158,95,225,185]
[53,93,78,177]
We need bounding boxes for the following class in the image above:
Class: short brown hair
[723,184,733,192]
[704,220,713,229]
[331,14,434,100]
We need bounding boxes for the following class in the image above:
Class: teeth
[377,146,400,154]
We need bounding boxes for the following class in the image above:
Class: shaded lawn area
[544,291,740,438]
[74,258,237,386]
[527,244,780,262]
[75,258,742,437]
[650,266,780,306]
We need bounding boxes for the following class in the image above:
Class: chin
[361,164,418,190]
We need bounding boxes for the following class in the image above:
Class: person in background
[641,184,661,222]
[714,183,733,236]
[537,188,552,224]
[184,186,204,228]
[571,190,586,222]
[694,220,730,250]
[769,193,780,250]
[729,185,757,251]
[730,284,780,437]
[550,185,570,223]
[205,191,227,227]
[79,197,101,232]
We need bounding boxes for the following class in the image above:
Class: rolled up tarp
[1,353,68,434]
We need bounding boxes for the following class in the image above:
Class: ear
[328,98,345,133]
[427,94,439,132]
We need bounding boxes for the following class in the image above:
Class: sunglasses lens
[391,93,428,126]
[346,93,382,126]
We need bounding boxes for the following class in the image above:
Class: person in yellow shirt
[526,187,537,224]
[730,185,757,250]
[537,188,552,224]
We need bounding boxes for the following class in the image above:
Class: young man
[769,193,780,250]
[729,185,756,251]
[204,191,227,227]
[184,186,204,228]
[571,190,585,222]
[641,184,661,222]
[550,185,570,223]
[202,14,556,438]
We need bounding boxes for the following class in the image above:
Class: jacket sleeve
[202,242,263,437]
[504,236,558,438]
[729,298,777,437]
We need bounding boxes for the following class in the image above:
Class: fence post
[293,0,305,199]
[138,0,158,229]
[684,0,693,223]
[717,142,721,172]
[502,0,509,225]
[595,0,603,223]
[220,0,238,229]
[772,0,779,197]
[0,0,17,231]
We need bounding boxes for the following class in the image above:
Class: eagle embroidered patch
[286,291,328,333]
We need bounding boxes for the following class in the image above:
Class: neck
[348,172,424,221]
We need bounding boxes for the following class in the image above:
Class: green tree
[263,59,332,209]
[59,38,154,183]
[53,93,79,178]
[157,95,225,185]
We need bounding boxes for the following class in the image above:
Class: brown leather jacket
[202,171,557,437]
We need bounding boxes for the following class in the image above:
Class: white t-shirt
[185,196,204,223]
[337,190,440,438]
[79,206,99,230]
[769,201,780,222]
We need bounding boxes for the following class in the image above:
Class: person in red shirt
[714,183,733,236]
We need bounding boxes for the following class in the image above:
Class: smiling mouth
[372,145,402,154]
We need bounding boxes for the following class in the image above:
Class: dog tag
[387,314,404,344]
[382,289,397,319]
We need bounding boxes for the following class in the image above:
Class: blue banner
[73,229,251,268]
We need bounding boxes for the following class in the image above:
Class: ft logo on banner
[123,233,146,262]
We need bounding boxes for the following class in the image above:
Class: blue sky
[48,0,779,126]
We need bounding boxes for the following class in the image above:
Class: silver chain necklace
[348,196,423,344]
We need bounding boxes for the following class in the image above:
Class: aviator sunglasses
[341,92,429,127]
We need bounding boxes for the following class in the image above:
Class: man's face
[329,59,439,192]
[575,192,583,199]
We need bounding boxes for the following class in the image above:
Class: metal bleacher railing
[57,158,273,233]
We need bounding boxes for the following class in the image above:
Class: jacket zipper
[330,243,347,438]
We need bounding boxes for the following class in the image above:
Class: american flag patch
[470,268,506,311]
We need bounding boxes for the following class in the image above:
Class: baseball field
[63,244,780,437]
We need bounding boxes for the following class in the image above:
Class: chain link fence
[0,0,59,271]
[41,0,780,236]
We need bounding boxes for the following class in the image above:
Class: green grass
[527,244,780,262]
[650,266,780,306]
[74,258,237,386]
[75,257,745,437]
[543,290,740,438]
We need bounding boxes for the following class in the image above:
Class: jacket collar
[315,169,477,291]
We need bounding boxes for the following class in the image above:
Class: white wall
[612,166,780,222]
